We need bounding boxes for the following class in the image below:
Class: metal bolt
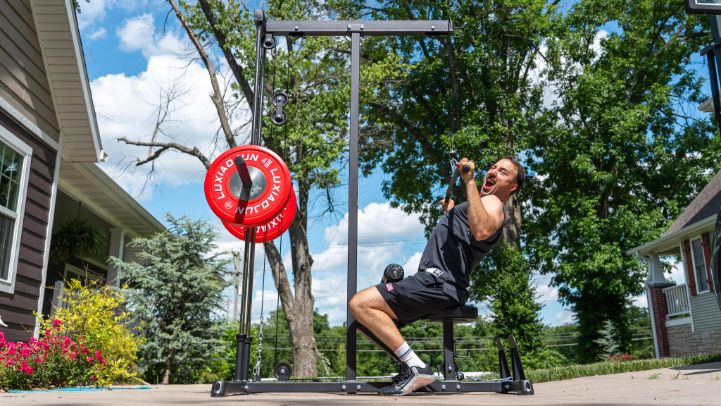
[294,25,299,31]
[441,384,446,390]
[341,384,346,390]
[360,24,364,30]
[357,384,361,390]
[347,24,351,30]
[431,25,435,30]
[456,384,461,390]
[447,366,453,371]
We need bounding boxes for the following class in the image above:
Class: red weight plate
[223,188,297,243]
[204,145,292,226]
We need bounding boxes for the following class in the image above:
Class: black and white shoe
[379,363,436,396]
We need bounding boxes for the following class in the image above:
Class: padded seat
[423,305,477,322]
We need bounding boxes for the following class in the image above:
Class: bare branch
[168,0,236,149]
[198,0,255,105]
[118,137,212,169]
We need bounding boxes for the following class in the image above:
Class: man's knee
[349,287,383,317]
[348,292,366,317]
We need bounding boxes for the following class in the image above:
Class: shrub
[39,279,143,386]
[0,321,105,389]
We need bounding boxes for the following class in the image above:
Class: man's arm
[458,159,504,241]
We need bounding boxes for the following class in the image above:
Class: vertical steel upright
[709,16,721,132]
[345,29,361,381]
[232,9,267,383]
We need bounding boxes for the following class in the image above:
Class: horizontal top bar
[265,20,452,36]
[701,37,721,56]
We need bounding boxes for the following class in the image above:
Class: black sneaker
[379,363,436,396]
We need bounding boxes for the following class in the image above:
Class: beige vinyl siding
[0,0,60,139]
[690,292,721,333]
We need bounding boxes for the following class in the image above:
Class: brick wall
[649,287,671,357]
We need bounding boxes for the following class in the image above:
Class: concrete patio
[2,362,720,405]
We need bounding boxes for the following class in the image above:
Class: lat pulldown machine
[210,9,534,397]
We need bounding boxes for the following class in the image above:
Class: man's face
[480,159,519,199]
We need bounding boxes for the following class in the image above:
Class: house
[0,0,164,342]
[629,169,721,358]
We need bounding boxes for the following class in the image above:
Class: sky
[73,1,688,327]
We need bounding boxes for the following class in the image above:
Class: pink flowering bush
[0,320,107,390]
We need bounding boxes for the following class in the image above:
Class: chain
[252,314,265,379]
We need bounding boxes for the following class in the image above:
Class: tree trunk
[162,356,172,384]
[502,194,522,246]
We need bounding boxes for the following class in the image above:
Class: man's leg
[349,286,436,395]
[348,287,404,349]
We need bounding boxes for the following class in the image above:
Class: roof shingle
[664,169,721,236]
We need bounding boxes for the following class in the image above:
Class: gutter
[627,216,716,256]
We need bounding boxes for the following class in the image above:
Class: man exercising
[349,156,524,395]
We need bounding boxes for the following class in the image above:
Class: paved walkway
[2,362,720,405]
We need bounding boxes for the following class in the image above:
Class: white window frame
[0,126,32,294]
[690,237,709,294]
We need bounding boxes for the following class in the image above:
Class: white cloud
[552,308,574,325]
[535,281,559,305]
[402,252,422,275]
[76,0,108,30]
[117,14,186,58]
[77,0,162,33]
[323,202,424,244]
[308,202,426,324]
[591,30,609,60]
[91,53,248,199]
[88,28,107,40]
[88,10,251,200]
[532,30,608,109]
[632,294,648,308]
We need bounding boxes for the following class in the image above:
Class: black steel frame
[686,0,721,15]
[702,17,721,135]
[210,9,532,397]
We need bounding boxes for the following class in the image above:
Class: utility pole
[232,250,242,321]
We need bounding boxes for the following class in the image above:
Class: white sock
[394,341,426,368]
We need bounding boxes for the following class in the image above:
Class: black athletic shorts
[375,271,462,326]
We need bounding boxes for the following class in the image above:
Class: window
[0,127,32,294]
[690,238,709,293]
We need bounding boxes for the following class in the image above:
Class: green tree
[352,0,555,241]
[526,0,721,362]
[471,243,545,354]
[347,0,552,356]
[109,215,228,384]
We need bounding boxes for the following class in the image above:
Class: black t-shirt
[418,201,503,302]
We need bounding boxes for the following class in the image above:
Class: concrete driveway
[2,362,720,405]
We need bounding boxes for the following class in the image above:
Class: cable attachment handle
[449,150,471,174]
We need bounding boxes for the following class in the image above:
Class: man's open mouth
[482,178,495,191]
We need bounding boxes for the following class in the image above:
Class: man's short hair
[501,155,525,194]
